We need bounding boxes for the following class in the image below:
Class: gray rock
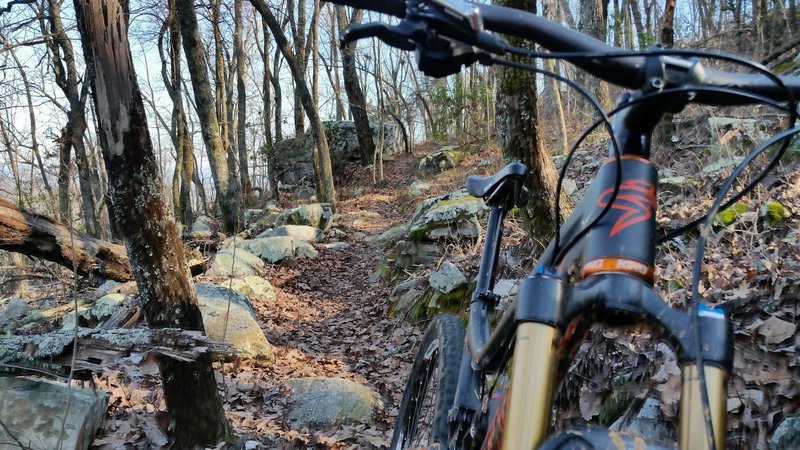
[220,235,246,249]
[196,281,256,317]
[561,178,578,197]
[1,297,29,321]
[207,248,266,277]
[286,377,384,429]
[389,278,425,317]
[240,236,296,263]
[243,209,264,224]
[96,280,120,295]
[320,242,351,251]
[0,377,108,450]
[659,175,689,194]
[408,189,486,241]
[196,282,274,361]
[394,240,441,269]
[275,203,334,231]
[270,224,324,242]
[408,180,433,198]
[102,281,139,296]
[191,215,215,233]
[418,146,464,176]
[493,279,521,312]
[429,261,468,294]
[369,225,407,248]
[294,241,319,259]
[226,277,277,302]
[294,186,317,201]
[770,415,800,449]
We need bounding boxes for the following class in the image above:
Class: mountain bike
[327,0,800,448]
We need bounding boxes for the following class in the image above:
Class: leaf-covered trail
[225,155,429,448]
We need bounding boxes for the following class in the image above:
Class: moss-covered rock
[407,189,486,242]
[762,201,791,226]
[716,202,750,225]
[418,145,465,176]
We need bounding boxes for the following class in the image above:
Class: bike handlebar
[326,0,800,104]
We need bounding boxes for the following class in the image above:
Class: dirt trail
[227,154,430,448]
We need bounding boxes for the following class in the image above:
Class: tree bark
[72,0,231,446]
[235,0,252,204]
[252,0,337,211]
[0,198,133,281]
[578,0,613,110]
[176,0,242,232]
[659,0,677,46]
[495,0,569,251]
[336,6,376,165]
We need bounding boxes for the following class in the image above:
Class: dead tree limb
[0,198,133,281]
[0,328,237,378]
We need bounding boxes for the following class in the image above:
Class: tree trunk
[176,0,242,232]
[57,127,72,223]
[495,0,569,251]
[73,0,232,447]
[336,7,376,165]
[42,0,107,238]
[235,0,252,204]
[659,0,676,46]
[578,0,613,110]
[0,198,133,281]
[252,0,337,211]
[272,50,284,142]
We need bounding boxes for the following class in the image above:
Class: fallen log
[0,198,133,281]
[0,327,237,378]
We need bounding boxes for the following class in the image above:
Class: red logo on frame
[596,179,656,236]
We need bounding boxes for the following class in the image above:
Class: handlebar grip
[324,0,406,17]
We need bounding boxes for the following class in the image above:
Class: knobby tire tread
[391,314,464,449]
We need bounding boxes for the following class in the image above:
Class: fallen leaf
[758,315,797,344]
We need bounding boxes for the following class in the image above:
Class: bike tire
[391,314,465,450]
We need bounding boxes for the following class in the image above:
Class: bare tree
[72,0,231,446]
[496,0,569,249]
[336,6,376,165]
[176,0,242,232]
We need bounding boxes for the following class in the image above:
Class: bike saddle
[466,162,530,208]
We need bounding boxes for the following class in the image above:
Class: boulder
[294,241,319,259]
[271,135,314,186]
[323,120,403,162]
[240,236,296,263]
[0,377,108,450]
[394,240,441,270]
[226,276,277,301]
[429,261,467,294]
[191,215,215,233]
[286,377,384,429]
[261,224,324,242]
[408,180,433,198]
[770,414,800,449]
[275,203,334,231]
[418,145,464,176]
[243,209,264,224]
[195,282,274,361]
[206,248,266,277]
[320,242,351,251]
[407,189,486,241]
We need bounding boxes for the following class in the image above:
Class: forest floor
[10,125,800,449]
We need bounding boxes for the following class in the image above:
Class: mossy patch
[762,201,791,226]
[716,202,749,225]
[599,379,637,426]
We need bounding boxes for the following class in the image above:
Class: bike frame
[449,91,735,450]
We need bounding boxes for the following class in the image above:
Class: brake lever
[340,22,418,51]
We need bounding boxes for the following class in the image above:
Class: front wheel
[391,314,464,449]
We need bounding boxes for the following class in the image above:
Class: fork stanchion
[679,364,728,450]
[501,322,559,450]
